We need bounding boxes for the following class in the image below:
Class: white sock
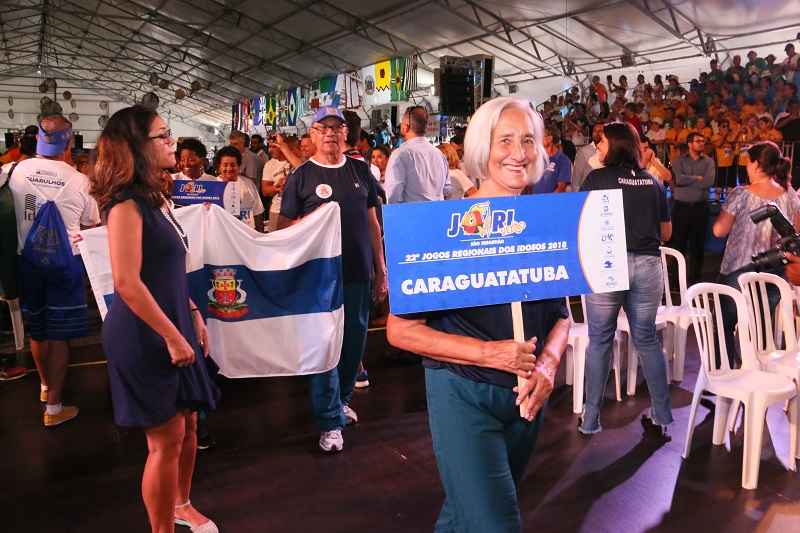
[45,403,63,416]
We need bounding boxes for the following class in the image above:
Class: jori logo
[446,202,526,239]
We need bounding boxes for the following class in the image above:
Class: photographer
[712,141,798,366]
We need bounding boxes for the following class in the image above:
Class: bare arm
[648,157,672,183]
[107,200,195,366]
[712,209,735,238]
[660,221,672,242]
[515,317,570,420]
[368,206,387,300]
[386,313,537,377]
[277,137,303,168]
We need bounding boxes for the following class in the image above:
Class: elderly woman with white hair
[387,97,570,533]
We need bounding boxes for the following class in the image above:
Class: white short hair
[463,97,547,186]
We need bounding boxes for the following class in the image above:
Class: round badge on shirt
[316,184,333,199]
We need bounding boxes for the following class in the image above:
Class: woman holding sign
[578,122,673,438]
[387,97,570,533]
[91,106,219,533]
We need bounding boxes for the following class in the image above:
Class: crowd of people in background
[3,39,800,533]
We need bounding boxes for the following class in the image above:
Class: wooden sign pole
[510,301,529,418]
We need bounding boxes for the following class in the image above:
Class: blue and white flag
[78,203,344,378]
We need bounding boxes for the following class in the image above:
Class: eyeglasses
[149,129,172,142]
[313,124,344,133]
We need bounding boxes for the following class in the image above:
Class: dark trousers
[669,200,709,284]
[310,282,371,431]
[425,367,543,533]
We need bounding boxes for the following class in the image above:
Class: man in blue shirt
[532,127,572,194]
[384,105,450,203]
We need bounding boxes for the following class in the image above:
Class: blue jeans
[425,367,543,533]
[310,282,371,431]
[581,254,673,432]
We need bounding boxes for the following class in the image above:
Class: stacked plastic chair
[682,282,798,490]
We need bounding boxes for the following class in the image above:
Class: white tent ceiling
[1,0,799,128]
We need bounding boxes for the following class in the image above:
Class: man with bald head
[6,114,99,426]
[384,105,450,203]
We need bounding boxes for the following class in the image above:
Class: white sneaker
[319,429,343,452]
[343,404,358,425]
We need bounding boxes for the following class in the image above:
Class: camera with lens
[748,203,800,271]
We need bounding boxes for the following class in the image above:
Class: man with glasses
[278,106,387,453]
[384,105,450,203]
[669,132,716,283]
[5,114,99,424]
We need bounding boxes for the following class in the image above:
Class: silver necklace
[160,200,189,252]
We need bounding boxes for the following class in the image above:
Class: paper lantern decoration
[140,92,159,110]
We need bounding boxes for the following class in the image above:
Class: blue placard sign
[172,180,226,208]
[383,191,629,314]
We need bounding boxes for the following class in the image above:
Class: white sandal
[174,501,219,533]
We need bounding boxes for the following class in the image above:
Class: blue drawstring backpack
[21,186,75,277]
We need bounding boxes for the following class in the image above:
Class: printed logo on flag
[208,268,250,319]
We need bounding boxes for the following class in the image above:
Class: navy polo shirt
[280,157,380,283]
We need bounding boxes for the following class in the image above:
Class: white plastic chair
[657,246,704,383]
[739,272,800,456]
[682,283,798,490]
[0,297,24,351]
[616,309,669,396]
[564,295,621,414]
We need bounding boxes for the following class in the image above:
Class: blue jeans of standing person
[310,282,371,431]
[425,367,544,533]
[580,254,673,433]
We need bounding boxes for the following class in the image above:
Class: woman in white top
[214,146,265,231]
[369,145,392,182]
[438,143,477,199]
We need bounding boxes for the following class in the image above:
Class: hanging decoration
[62,90,72,100]
[287,88,298,126]
[252,95,264,126]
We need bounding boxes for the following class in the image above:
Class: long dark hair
[747,141,791,189]
[602,122,642,169]
[90,105,164,212]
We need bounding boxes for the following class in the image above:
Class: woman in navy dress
[91,106,219,533]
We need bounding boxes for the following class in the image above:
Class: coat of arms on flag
[208,267,249,319]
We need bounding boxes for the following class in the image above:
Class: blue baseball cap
[312,106,344,124]
[36,120,72,157]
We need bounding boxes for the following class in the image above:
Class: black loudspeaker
[4,133,14,149]
[440,64,474,117]
[73,133,83,151]
[391,105,398,130]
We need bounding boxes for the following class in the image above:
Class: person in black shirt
[279,106,387,453]
[388,97,569,532]
[579,122,674,438]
